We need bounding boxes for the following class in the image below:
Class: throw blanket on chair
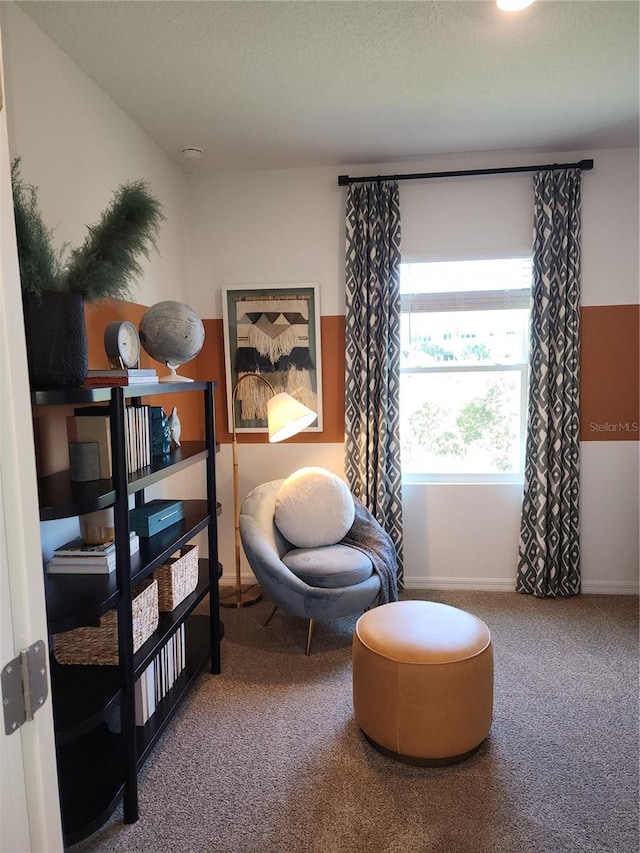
[341,497,399,604]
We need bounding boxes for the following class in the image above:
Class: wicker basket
[153,545,199,612]
[53,578,159,666]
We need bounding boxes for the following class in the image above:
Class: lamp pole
[220,373,275,608]
[219,372,318,608]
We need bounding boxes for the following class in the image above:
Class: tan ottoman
[352,600,493,765]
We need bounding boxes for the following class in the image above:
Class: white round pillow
[274,467,355,548]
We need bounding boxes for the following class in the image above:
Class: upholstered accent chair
[239,475,382,654]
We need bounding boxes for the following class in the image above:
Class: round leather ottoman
[352,600,493,765]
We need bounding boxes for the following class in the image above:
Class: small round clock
[104,321,141,369]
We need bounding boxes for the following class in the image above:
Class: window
[400,258,532,482]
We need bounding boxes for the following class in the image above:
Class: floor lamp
[219,373,317,608]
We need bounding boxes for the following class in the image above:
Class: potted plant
[11,159,165,389]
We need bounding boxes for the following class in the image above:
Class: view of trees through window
[400,259,532,480]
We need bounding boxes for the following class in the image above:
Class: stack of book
[135,625,186,726]
[123,406,152,474]
[67,404,155,478]
[46,531,140,574]
[82,368,159,387]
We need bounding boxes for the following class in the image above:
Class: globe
[139,301,205,382]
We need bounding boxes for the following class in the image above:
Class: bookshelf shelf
[50,661,122,744]
[133,560,210,676]
[37,443,210,521]
[55,724,126,846]
[136,615,211,767]
[45,500,212,632]
[127,441,208,491]
[38,472,116,521]
[33,381,222,845]
[32,380,210,406]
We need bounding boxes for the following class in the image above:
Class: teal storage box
[130,500,184,537]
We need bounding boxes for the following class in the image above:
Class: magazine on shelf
[51,530,138,558]
[46,531,140,574]
[52,536,118,558]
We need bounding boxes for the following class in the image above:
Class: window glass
[400,258,531,482]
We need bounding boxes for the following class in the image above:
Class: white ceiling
[16,0,640,174]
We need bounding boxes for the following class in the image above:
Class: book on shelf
[135,659,157,726]
[52,535,121,558]
[83,376,160,387]
[71,404,152,476]
[50,530,138,559]
[83,367,159,387]
[87,368,157,378]
[134,671,147,726]
[126,407,135,473]
[135,624,186,726]
[46,531,139,574]
[66,413,112,478]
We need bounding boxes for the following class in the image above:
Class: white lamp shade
[267,393,317,442]
[496,0,534,10]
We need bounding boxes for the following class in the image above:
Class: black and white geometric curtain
[516,169,582,597]
[344,181,404,585]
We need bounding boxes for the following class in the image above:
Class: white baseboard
[235,573,639,595]
[580,579,639,595]
[403,577,515,592]
[403,576,639,594]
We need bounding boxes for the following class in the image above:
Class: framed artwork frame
[222,283,323,433]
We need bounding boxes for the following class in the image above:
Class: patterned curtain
[344,181,404,586]
[516,169,582,597]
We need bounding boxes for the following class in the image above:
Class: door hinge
[2,640,48,735]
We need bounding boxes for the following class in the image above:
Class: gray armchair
[239,479,381,654]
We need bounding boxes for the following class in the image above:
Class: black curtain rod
[337,158,594,187]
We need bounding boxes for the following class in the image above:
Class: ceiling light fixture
[496,0,535,10]
[180,146,204,161]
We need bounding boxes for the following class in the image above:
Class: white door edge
[0,14,64,852]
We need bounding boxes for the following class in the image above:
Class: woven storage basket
[153,544,199,612]
[53,578,158,665]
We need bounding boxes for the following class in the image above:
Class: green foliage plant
[11,158,64,295]
[11,158,165,302]
[408,379,514,471]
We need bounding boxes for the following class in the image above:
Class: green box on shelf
[130,499,184,537]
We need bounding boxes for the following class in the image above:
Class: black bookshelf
[33,381,222,845]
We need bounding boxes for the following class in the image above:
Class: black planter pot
[22,292,88,390]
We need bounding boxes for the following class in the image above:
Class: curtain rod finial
[338,175,350,186]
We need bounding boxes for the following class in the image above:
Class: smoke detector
[180,146,204,161]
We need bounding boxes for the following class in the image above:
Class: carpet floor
[70,590,639,853]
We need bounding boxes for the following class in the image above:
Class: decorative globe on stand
[139,300,205,382]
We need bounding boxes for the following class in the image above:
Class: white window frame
[400,265,531,485]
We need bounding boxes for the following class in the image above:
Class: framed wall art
[222,283,323,433]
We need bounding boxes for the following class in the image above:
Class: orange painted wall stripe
[80,301,639,455]
[200,316,345,444]
[85,300,203,441]
[83,303,345,446]
[580,304,639,441]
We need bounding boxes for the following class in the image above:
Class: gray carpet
[71,591,639,853]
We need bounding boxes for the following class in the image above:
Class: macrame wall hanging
[233,293,318,421]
